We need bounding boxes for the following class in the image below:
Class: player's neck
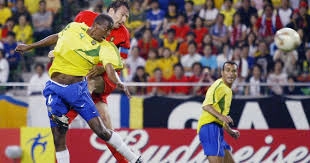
[86,28,102,42]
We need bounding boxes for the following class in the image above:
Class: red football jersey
[74,10,130,59]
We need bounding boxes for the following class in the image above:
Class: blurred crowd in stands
[1,0,310,96]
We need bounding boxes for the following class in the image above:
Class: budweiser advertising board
[66,129,310,163]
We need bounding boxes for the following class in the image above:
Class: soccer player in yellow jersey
[17,14,141,163]
[197,61,240,163]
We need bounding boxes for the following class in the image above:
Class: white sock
[108,131,139,162]
[56,149,70,163]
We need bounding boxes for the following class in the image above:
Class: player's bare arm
[202,105,234,125]
[15,34,58,53]
[105,63,131,98]
[223,123,240,139]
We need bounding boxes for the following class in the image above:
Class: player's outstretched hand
[219,115,234,126]
[15,44,31,54]
[229,129,240,139]
[87,65,105,78]
[116,82,131,99]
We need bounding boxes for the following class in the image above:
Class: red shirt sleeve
[74,10,98,27]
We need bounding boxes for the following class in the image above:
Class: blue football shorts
[43,79,99,127]
[199,122,231,157]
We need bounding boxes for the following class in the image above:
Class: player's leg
[199,123,225,163]
[92,74,129,162]
[223,140,235,163]
[73,81,141,163]
[96,100,128,163]
[96,101,113,129]
[43,81,71,163]
[52,127,70,163]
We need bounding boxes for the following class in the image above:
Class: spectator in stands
[145,49,159,78]
[267,60,287,95]
[12,0,32,24]
[286,9,303,31]
[0,0,12,26]
[170,14,190,43]
[217,43,232,70]
[245,64,265,96]
[158,47,178,79]
[255,3,283,44]
[146,0,165,35]
[188,62,203,83]
[232,46,249,79]
[126,0,146,36]
[181,41,202,76]
[254,40,273,79]
[192,66,214,96]
[247,14,258,34]
[240,43,255,69]
[246,32,258,57]
[0,18,15,41]
[162,28,178,53]
[25,0,40,14]
[147,68,170,96]
[183,0,197,26]
[137,28,159,60]
[198,0,218,27]
[237,0,258,27]
[125,46,145,81]
[169,63,190,95]
[273,48,298,76]
[129,66,148,95]
[298,1,310,42]
[45,0,61,14]
[32,0,53,54]
[297,48,310,82]
[192,17,208,45]
[220,0,236,27]
[284,76,303,95]
[0,49,9,83]
[198,33,217,54]
[27,63,49,95]
[210,13,228,48]
[163,2,179,32]
[278,0,293,27]
[13,14,33,44]
[228,12,247,47]
[3,32,22,82]
[200,44,217,76]
[178,31,196,56]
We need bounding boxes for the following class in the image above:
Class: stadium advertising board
[132,95,310,129]
[1,128,309,162]
[67,129,310,163]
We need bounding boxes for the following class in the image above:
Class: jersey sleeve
[202,84,225,106]
[99,41,123,70]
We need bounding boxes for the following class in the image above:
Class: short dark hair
[94,14,114,29]
[173,63,184,71]
[185,0,194,6]
[35,63,45,70]
[222,61,238,70]
[7,31,16,38]
[107,0,130,12]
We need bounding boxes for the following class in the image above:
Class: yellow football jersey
[197,78,233,133]
[49,22,123,77]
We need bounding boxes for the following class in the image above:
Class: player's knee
[94,128,112,141]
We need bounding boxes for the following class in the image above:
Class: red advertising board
[1,129,309,163]
[67,129,310,163]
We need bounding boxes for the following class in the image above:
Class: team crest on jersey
[110,37,114,42]
[91,40,96,45]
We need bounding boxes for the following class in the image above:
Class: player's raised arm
[15,33,58,54]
